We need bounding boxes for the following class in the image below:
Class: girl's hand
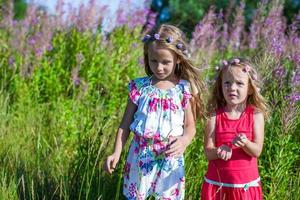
[217,145,232,161]
[232,133,248,148]
[103,153,120,174]
[165,136,189,158]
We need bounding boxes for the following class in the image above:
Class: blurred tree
[0,0,27,20]
[163,0,300,38]
[167,0,229,36]
[284,0,300,23]
[151,0,171,23]
[13,0,27,19]
[0,0,8,20]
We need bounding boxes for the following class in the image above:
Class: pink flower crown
[215,58,258,81]
[142,33,190,57]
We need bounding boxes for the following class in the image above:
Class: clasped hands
[217,133,248,161]
[164,135,189,158]
[104,135,189,174]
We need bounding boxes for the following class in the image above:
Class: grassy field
[0,1,299,199]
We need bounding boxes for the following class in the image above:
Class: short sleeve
[180,81,192,109]
[128,78,142,105]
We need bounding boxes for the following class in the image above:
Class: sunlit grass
[0,0,299,199]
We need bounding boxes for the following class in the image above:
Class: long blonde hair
[208,57,269,117]
[143,24,206,119]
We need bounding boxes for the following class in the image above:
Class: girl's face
[147,43,179,80]
[221,66,251,106]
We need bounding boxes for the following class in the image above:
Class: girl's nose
[157,63,164,71]
[229,83,237,90]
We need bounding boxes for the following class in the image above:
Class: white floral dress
[123,76,192,200]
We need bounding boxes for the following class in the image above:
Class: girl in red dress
[201,58,269,200]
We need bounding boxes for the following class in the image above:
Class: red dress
[201,105,263,200]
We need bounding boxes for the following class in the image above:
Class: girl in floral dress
[104,24,205,199]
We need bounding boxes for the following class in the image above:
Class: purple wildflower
[138,57,144,67]
[12,20,17,27]
[262,4,287,57]
[265,18,273,25]
[262,0,269,4]
[31,17,39,25]
[128,8,149,29]
[293,53,300,66]
[8,56,15,66]
[292,37,300,45]
[248,1,268,49]
[272,66,286,79]
[73,78,81,86]
[132,43,138,48]
[229,2,245,50]
[217,10,224,19]
[35,48,43,58]
[76,53,84,64]
[116,8,127,27]
[28,36,36,46]
[291,71,300,87]
[144,10,157,32]
[286,92,300,104]
[47,44,53,51]
[240,2,246,9]
[72,67,81,87]
[190,8,218,53]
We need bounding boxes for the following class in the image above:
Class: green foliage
[167,0,300,37]
[0,4,299,199]
[0,25,144,199]
[13,0,27,19]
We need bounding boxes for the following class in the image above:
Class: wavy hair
[208,57,269,117]
[143,24,206,120]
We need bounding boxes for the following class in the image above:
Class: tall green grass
[0,6,299,200]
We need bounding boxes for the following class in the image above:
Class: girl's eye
[162,60,171,65]
[237,82,244,85]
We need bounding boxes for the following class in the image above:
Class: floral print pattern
[123,76,192,200]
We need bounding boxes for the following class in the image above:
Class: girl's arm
[165,99,196,157]
[104,99,137,174]
[204,114,219,160]
[233,111,264,157]
[204,114,232,161]
[182,98,197,145]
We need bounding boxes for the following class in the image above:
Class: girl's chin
[226,102,247,107]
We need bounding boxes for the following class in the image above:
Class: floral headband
[215,58,258,81]
[142,33,190,57]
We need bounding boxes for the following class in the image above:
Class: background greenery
[0,0,299,199]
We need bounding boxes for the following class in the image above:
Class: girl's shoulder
[128,76,150,105]
[247,104,262,115]
[249,105,264,120]
[207,112,217,122]
[179,79,191,87]
[178,79,190,85]
[129,76,150,90]
[178,79,191,92]
[131,76,150,84]
[205,112,217,131]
